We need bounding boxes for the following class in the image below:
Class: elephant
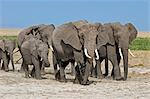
[21,35,50,79]
[95,22,137,80]
[52,22,101,85]
[17,24,55,72]
[93,23,123,80]
[0,39,16,72]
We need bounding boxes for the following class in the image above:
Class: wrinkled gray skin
[0,40,16,72]
[21,36,50,79]
[95,23,137,80]
[52,22,100,85]
[18,24,55,73]
[93,23,123,80]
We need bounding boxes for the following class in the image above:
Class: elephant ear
[97,24,115,49]
[0,40,5,51]
[125,23,138,44]
[55,23,82,51]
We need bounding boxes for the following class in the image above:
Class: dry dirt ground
[0,29,150,99]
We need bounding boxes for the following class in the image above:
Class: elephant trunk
[95,49,99,60]
[122,48,128,80]
[42,57,50,67]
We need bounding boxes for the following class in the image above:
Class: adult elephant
[0,40,16,71]
[52,22,102,85]
[94,23,123,80]
[97,22,137,80]
[21,36,50,79]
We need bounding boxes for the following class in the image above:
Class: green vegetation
[129,37,150,50]
[0,36,17,41]
[0,36,149,50]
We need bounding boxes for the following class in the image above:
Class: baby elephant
[21,37,50,79]
[0,40,16,72]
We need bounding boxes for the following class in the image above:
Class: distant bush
[0,36,17,41]
[129,37,150,50]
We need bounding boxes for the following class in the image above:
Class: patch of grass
[0,36,17,41]
[129,37,150,50]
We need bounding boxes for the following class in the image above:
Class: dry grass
[0,28,22,36]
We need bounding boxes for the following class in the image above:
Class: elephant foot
[5,69,9,72]
[114,76,124,81]
[73,78,80,84]
[59,79,67,83]
[41,71,46,75]
[123,77,127,81]
[103,73,109,77]
[81,79,93,85]
[97,75,104,79]
[55,71,61,80]
[25,75,30,78]
[36,76,42,80]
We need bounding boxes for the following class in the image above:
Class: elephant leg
[53,54,58,78]
[111,47,121,76]
[59,61,68,82]
[41,62,45,75]
[74,63,84,84]
[32,58,41,80]
[96,59,104,79]
[107,46,123,80]
[0,59,1,69]
[19,63,25,72]
[70,60,75,76]
[35,65,41,80]
[122,48,128,80]
[3,53,9,72]
[22,60,29,78]
[82,59,92,85]
[104,58,109,77]
[1,61,5,70]
[10,54,15,71]
[31,66,35,78]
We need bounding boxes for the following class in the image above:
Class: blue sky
[0,0,150,31]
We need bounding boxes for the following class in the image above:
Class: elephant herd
[0,20,137,85]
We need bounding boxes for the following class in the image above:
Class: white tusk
[128,49,135,57]
[119,48,123,59]
[40,58,43,61]
[84,48,92,58]
[95,49,99,60]
[50,45,54,52]
[7,53,10,55]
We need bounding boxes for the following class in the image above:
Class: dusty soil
[0,50,149,99]
[0,29,150,98]
[0,64,150,99]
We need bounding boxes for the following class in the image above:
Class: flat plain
[0,28,150,99]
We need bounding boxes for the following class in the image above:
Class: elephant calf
[0,39,16,72]
[21,36,50,79]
